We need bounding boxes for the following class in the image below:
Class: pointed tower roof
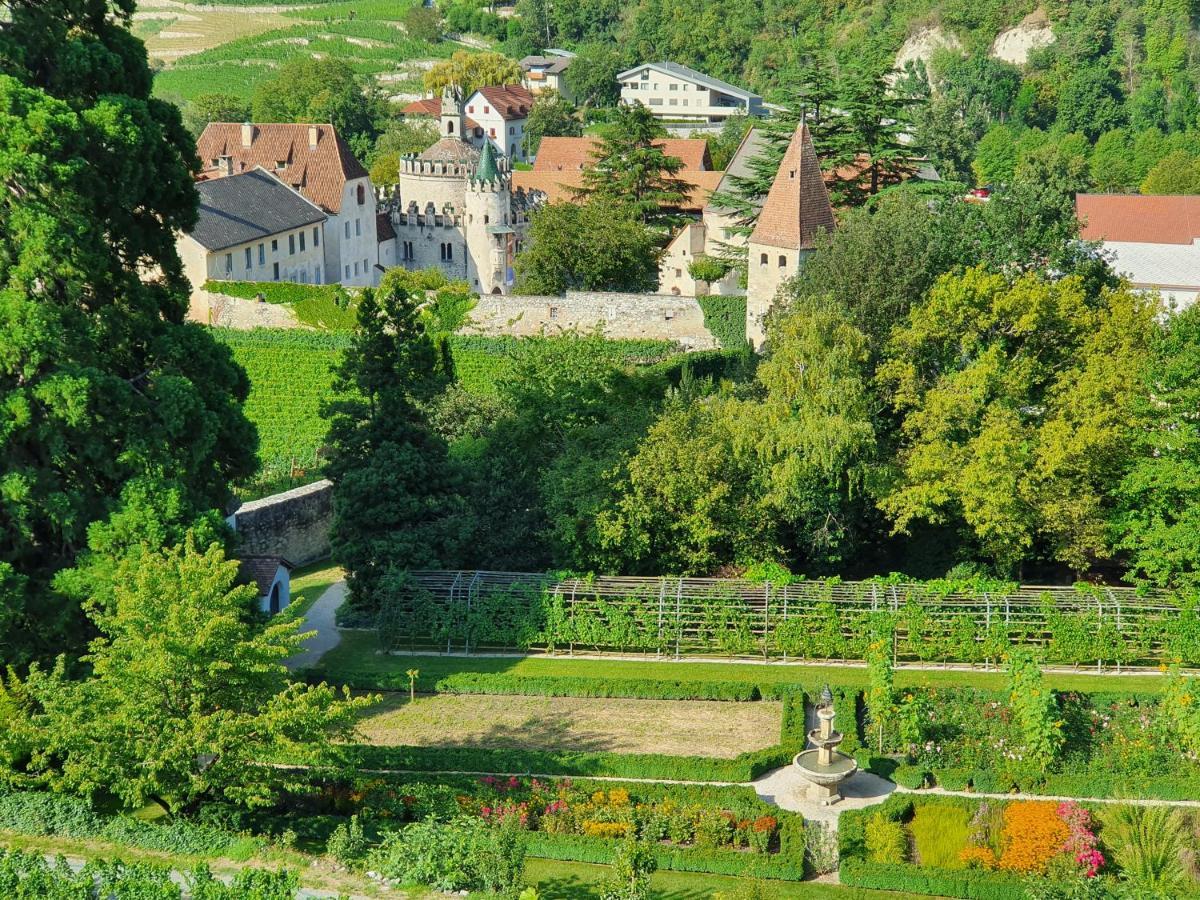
[749,124,835,250]
[476,139,500,182]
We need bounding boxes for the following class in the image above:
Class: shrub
[865,811,907,864]
[911,802,971,869]
[368,817,526,893]
[600,839,657,900]
[325,814,367,866]
[892,764,928,789]
[1095,803,1188,889]
[997,801,1069,874]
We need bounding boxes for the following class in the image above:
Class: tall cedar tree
[322,274,468,615]
[0,0,257,664]
[572,104,690,231]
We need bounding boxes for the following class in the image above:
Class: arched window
[269,581,281,615]
[759,253,768,266]
[356,184,365,205]
[447,120,455,134]
[778,255,787,267]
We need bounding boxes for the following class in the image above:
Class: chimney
[308,125,319,149]
[218,155,234,177]
[240,122,254,148]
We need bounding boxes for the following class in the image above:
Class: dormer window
[275,160,286,170]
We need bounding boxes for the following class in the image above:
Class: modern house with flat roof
[178,166,327,291]
[617,61,763,122]
[1076,193,1200,309]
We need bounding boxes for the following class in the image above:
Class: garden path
[286,579,346,671]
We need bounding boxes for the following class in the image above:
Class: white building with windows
[196,122,379,286]
[618,62,763,123]
[178,167,328,290]
[404,84,536,162]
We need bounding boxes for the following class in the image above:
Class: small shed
[237,556,293,615]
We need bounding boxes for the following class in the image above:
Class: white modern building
[618,61,763,123]
[179,167,328,289]
[196,122,379,286]
[1076,194,1200,309]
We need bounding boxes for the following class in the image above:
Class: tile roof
[402,97,482,132]
[376,211,396,243]
[189,168,326,252]
[512,168,723,212]
[749,123,835,250]
[1076,193,1200,245]
[237,555,293,597]
[473,84,535,121]
[616,61,759,101]
[196,123,368,214]
[521,54,573,75]
[533,136,711,173]
[418,136,481,163]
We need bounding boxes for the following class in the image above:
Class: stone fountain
[793,685,858,805]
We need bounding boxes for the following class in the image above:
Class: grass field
[315,631,1172,694]
[354,693,782,758]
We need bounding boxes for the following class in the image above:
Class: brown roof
[533,136,711,173]
[1076,194,1200,245]
[512,168,723,213]
[749,124,835,250]
[376,211,396,242]
[473,84,535,121]
[402,98,482,132]
[237,555,292,596]
[419,136,481,164]
[196,123,367,214]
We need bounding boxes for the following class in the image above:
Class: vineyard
[152,10,454,102]
[377,571,1200,669]
[218,329,689,495]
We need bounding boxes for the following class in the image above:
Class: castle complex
[378,86,543,295]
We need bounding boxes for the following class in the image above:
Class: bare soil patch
[354,694,781,759]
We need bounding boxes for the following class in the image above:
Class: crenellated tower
[464,141,514,294]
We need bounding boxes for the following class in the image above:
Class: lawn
[315,630,1171,694]
[526,858,922,900]
[278,560,343,626]
[354,693,782,758]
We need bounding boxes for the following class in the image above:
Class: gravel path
[287,579,346,671]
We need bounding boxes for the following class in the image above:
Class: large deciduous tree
[251,57,384,154]
[522,89,581,156]
[0,0,257,664]
[0,540,371,815]
[423,51,523,100]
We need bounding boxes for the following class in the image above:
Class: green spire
[476,140,499,182]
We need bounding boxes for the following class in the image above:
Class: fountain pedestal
[792,687,858,806]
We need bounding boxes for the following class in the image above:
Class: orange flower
[959,846,997,869]
[997,801,1069,874]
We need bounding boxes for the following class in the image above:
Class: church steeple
[440,84,464,138]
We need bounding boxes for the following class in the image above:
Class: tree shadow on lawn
[534,874,713,900]
[423,714,616,753]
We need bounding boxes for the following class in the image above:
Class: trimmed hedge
[316,743,801,783]
[525,831,805,881]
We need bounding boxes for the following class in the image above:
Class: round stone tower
[464,141,513,294]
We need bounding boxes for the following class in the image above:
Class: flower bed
[293,774,810,880]
[864,687,1200,799]
[841,794,1200,898]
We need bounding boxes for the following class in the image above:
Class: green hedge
[525,831,805,881]
[0,789,258,856]
[316,743,800,783]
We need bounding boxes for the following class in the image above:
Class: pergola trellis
[384,570,1179,668]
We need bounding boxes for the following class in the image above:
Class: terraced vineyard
[149,2,459,103]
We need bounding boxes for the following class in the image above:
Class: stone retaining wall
[464,290,719,349]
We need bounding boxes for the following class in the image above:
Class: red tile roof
[196,123,367,214]
[533,136,711,173]
[401,97,482,132]
[474,84,535,121]
[512,168,723,212]
[749,124,835,250]
[1076,193,1200,245]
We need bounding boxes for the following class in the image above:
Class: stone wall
[464,290,721,349]
[227,479,333,566]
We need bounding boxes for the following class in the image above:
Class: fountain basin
[793,750,858,786]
